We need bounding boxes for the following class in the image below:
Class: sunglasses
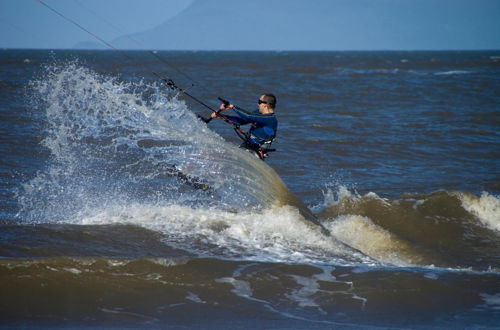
[258,99,268,105]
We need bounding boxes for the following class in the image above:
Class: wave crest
[315,186,500,269]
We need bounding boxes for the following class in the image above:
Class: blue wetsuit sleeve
[224,114,251,126]
[231,108,273,125]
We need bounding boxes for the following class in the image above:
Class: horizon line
[3,47,500,52]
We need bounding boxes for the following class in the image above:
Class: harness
[238,133,276,160]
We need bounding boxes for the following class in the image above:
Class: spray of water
[21,62,293,220]
[17,62,377,265]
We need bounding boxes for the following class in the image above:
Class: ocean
[1,49,499,329]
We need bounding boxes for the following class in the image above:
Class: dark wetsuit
[225,108,278,148]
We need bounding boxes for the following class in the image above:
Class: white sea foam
[186,292,206,304]
[287,275,323,309]
[457,191,500,232]
[286,267,367,311]
[434,70,470,76]
[147,258,188,267]
[479,293,500,311]
[216,277,254,298]
[63,267,82,274]
[310,184,358,214]
[79,203,370,266]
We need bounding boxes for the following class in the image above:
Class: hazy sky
[1,0,499,50]
[0,0,193,49]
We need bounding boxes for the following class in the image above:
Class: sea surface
[1,49,499,329]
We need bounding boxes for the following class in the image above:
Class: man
[211,94,278,159]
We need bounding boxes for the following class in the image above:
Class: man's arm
[231,108,273,125]
[224,114,252,125]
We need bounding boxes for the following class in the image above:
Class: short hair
[263,94,276,109]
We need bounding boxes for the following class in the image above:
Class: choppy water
[1,49,499,329]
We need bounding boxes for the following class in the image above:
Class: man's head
[258,94,276,113]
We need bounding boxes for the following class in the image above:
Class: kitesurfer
[211,94,278,159]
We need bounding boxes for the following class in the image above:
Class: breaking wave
[17,62,500,271]
[316,186,500,271]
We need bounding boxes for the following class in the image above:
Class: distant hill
[111,0,500,51]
